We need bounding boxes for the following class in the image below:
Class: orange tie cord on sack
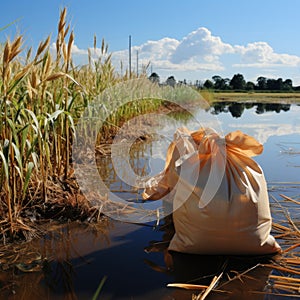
[143,127,281,255]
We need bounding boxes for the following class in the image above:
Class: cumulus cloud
[139,37,179,60]
[111,27,234,72]
[60,27,300,81]
[234,42,300,67]
[112,38,181,71]
[229,123,300,144]
[171,27,234,64]
[71,44,88,55]
[50,42,89,56]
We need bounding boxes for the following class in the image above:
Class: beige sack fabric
[143,127,281,255]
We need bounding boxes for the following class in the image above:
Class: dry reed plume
[0,7,156,243]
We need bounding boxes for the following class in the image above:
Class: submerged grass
[92,276,107,300]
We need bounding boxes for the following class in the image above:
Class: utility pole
[136,50,139,77]
[129,35,132,77]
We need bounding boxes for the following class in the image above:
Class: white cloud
[63,27,300,83]
[110,27,234,73]
[228,123,300,144]
[111,38,181,71]
[50,42,88,64]
[233,42,300,68]
[71,44,88,55]
[139,37,179,60]
[171,27,234,64]
[50,42,88,56]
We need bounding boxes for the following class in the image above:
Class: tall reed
[0,8,95,240]
[0,7,161,242]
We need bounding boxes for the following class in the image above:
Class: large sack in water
[143,127,281,255]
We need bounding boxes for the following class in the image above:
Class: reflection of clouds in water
[228,123,300,144]
[147,118,221,166]
[151,139,170,161]
[143,139,170,177]
[147,157,165,177]
[146,109,224,175]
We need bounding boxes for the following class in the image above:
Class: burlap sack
[143,127,281,255]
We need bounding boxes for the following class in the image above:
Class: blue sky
[2,0,300,84]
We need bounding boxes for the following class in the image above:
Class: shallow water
[0,102,299,300]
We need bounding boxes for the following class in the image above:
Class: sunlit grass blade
[92,276,107,300]
[22,161,34,201]
[11,142,23,175]
[0,144,9,183]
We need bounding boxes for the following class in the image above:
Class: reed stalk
[0,6,160,241]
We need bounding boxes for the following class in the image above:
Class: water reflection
[0,221,113,300]
[168,254,273,300]
[0,102,299,299]
[0,219,278,300]
[211,101,291,118]
[145,217,276,300]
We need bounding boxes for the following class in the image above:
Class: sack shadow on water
[144,216,280,300]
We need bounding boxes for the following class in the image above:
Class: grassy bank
[200,90,300,104]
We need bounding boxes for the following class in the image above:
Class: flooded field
[0,101,299,300]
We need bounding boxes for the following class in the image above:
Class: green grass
[200,91,300,104]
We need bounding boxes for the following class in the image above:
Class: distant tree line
[149,72,300,91]
[203,74,294,91]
